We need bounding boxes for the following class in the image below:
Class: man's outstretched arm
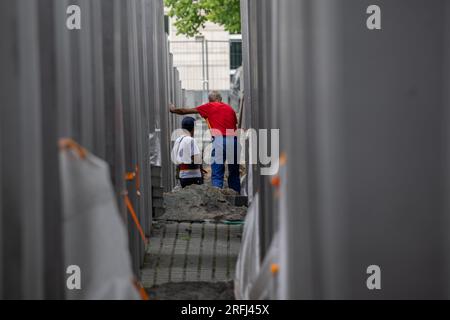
[169,104,199,115]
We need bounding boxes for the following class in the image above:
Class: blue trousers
[211,136,241,193]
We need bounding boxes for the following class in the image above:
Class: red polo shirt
[196,102,238,136]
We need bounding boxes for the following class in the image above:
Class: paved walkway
[141,221,243,288]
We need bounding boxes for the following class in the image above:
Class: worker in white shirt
[171,117,205,188]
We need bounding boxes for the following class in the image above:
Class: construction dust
[160,184,247,222]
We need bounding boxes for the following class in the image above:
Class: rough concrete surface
[146,281,235,300]
[160,184,247,222]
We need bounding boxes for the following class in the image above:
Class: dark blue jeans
[211,136,241,193]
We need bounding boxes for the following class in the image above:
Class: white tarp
[149,129,161,166]
[60,145,140,300]
[234,193,260,300]
[248,233,279,300]
[234,192,280,300]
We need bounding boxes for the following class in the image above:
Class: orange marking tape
[124,194,148,245]
[133,279,149,301]
[59,138,87,159]
[271,176,281,188]
[280,152,287,166]
[271,263,279,275]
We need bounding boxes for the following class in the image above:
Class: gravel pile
[160,184,247,222]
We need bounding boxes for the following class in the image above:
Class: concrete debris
[221,188,240,196]
[160,184,247,222]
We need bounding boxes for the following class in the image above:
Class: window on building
[164,15,169,34]
[230,40,242,70]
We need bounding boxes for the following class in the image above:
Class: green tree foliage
[165,0,241,37]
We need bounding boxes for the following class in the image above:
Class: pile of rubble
[160,184,247,222]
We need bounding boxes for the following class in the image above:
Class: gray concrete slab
[141,221,243,288]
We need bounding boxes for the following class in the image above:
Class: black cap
[182,117,196,132]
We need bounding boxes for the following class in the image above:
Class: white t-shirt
[171,135,202,179]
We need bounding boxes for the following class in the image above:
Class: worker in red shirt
[170,91,241,193]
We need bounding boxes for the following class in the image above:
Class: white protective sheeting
[149,130,161,166]
[234,193,260,300]
[60,147,140,300]
[248,233,279,300]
